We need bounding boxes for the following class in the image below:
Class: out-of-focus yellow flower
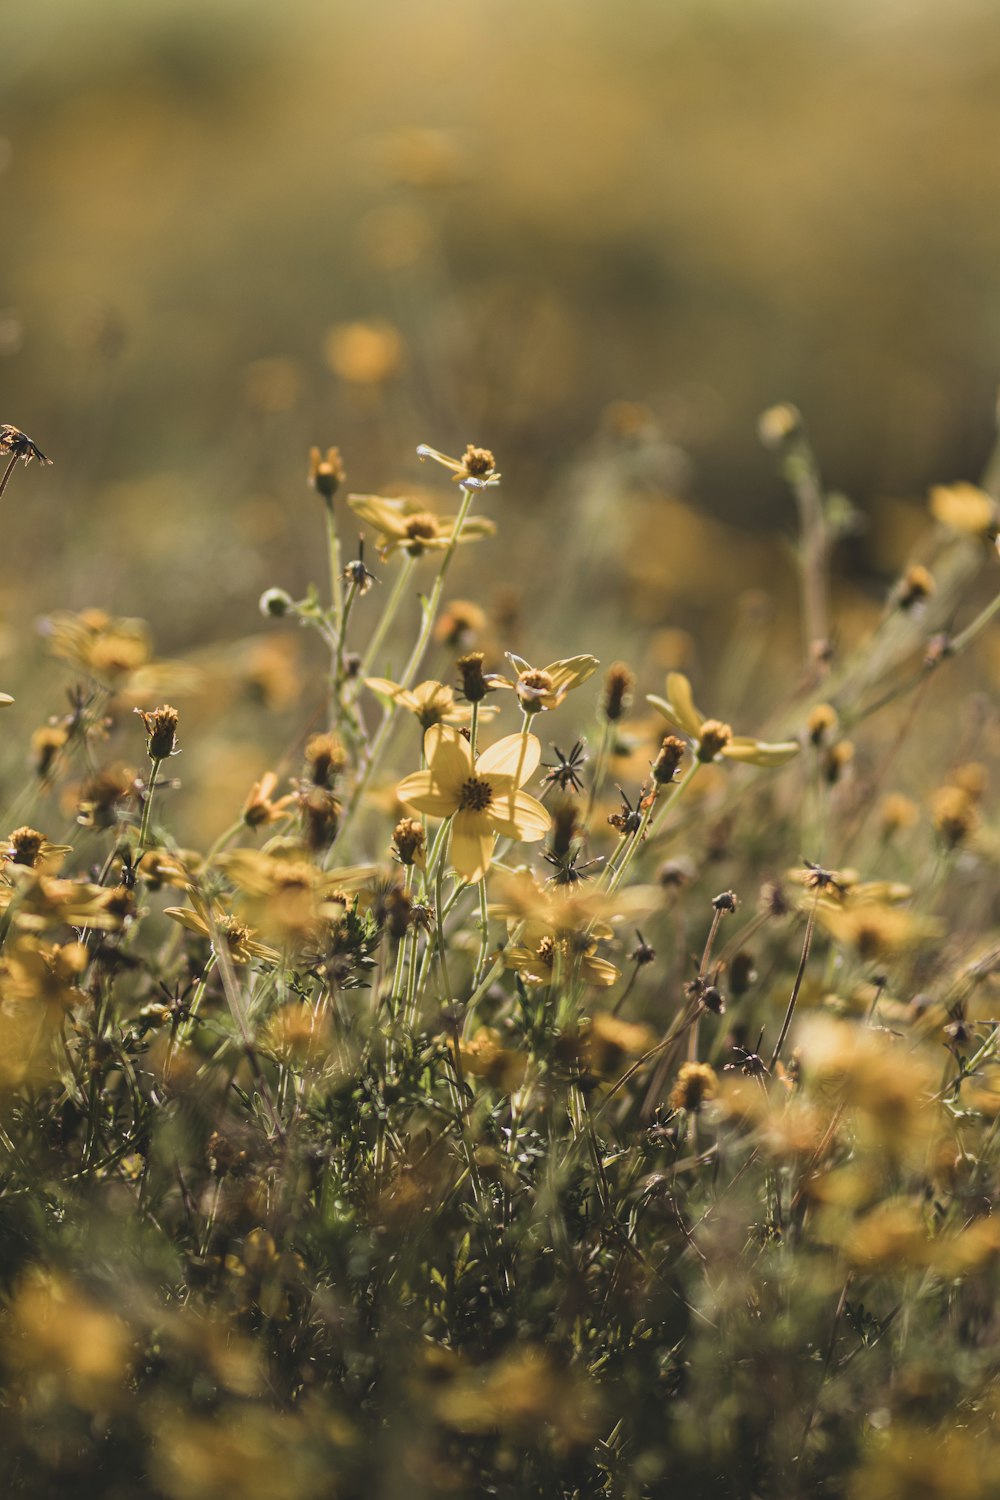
[397,725,550,883]
[242,771,296,829]
[649,672,799,766]
[164,892,279,965]
[505,929,619,988]
[929,480,998,538]
[324,319,402,385]
[3,1271,131,1410]
[347,492,496,558]
[365,676,497,729]
[498,652,600,714]
[817,901,942,961]
[452,1026,528,1092]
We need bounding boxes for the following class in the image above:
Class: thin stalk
[137,758,163,849]
[770,893,820,1071]
[0,453,19,503]
[324,501,344,634]
[357,552,416,682]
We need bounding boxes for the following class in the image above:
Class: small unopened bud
[259,587,293,618]
[308,445,345,502]
[757,403,802,450]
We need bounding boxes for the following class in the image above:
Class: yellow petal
[396,769,457,817]
[346,494,409,540]
[581,956,620,987]
[544,655,600,695]
[476,732,541,786]
[665,672,705,738]
[449,809,494,883]
[424,723,473,792]
[489,789,551,843]
[163,906,211,939]
[723,738,801,767]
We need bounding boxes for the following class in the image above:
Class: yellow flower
[242,771,296,829]
[648,672,799,766]
[504,930,619,988]
[396,724,550,883]
[365,676,498,730]
[499,653,600,714]
[347,492,495,558]
[929,480,998,538]
[163,892,279,964]
[416,441,501,488]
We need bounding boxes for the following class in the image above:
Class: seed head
[669,1061,718,1113]
[0,425,50,465]
[392,817,426,867]
[135,705,179,762]
[651,735,686,786]
[305,733,346,787]
[697,719,732,763]
[602,662,634,723]
[456,651,491,704]
[807,703,838,746]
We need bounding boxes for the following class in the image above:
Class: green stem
[324,501,344,634]
[357,552,416,682]
[137,758,163,849]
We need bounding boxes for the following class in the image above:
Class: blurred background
[2,0,1000,829]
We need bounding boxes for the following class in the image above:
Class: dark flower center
[458,776,493,812]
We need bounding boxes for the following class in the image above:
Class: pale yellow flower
[396,725,550,883]
[648,672,799,766]
[347,493,495,558]
[365,676,497,730]
[499,653,600,714]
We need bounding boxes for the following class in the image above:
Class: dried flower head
[669,1061,718,1112]
[391,817,426,868]
[931,784,978,848]
[651,735,686,786]
[602,663,635,723]
[304,733,347,787]
[134,705,179,761]
[0,425,51,465]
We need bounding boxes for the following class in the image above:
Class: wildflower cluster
[0,414,997,1500]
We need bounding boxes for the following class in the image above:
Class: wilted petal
[450,809,494,883]
[723,738,801,767]
[476,732,541,785]
[347,494,409,540]
[664,673,705,739]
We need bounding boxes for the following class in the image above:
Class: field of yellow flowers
[0,404,996,1498]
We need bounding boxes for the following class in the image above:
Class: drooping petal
[488,789,552,843]
[580,955,621,987]
[424,723,474,793]
[476,732,541,785]
[544,655,600,696]
[441,516,497,545]
[723,738,801,767]
[396,769,457,817]
[664,672,705,738]
[449,809,494,883]
[347,494,409,540]
[505,652,533,677]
